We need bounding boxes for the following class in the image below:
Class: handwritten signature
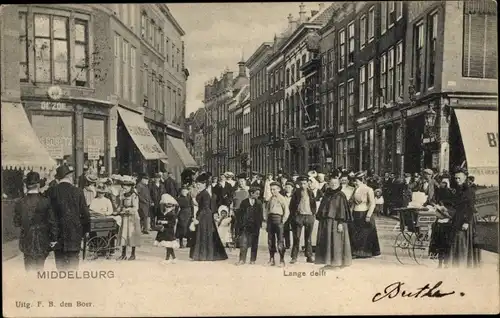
[372,281,464,302]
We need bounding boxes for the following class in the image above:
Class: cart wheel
[105,234,121,260]
[412,232,437,266]
[84,236,108,261]
[393,232,413,265]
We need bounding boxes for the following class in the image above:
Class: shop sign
[41,101,69,111]
[45,144,64,159]
[39,136,72,147]
[87,146,100,160]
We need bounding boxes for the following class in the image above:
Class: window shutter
[485,15,498,78]
[469,14,486,77]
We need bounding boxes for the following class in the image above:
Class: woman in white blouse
[348,171,381,258]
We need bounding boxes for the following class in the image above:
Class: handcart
[392,207,439,266]
[82,211,120,261]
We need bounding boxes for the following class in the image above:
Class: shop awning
[117,108,167,160]
[1,102,57,171]
[166,136,198,168]
[454,108,498,186]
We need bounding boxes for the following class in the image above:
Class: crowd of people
[13,161,481,272]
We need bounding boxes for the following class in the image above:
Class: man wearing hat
[289,175,317,264]
[150,172,166,230]
[77,164,89,189]
[163,171,178,198]
[416,168,439,206]
[225,171,236,188]
[231,173,250,246]
[136,173,153,234]
[46,165,90,270]
[14,171,59,271]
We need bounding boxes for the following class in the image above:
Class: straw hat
[159,193,178,206]
[96,184,109,194]
[120,175,135,186]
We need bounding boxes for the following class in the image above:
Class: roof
[309,3,337,25]
[245,42,273,69]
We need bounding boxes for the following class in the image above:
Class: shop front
[23,98,113,179]
[116,107,168,176]
[166,135,198,183]
[2,101,57,241]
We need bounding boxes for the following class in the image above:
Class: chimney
[319,3,325,11]
[299,3,306,22]
[311,10,319,17]
[287,13,294,27]
[237,61,246,77]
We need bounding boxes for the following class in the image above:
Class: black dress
[154,210,179,248]
[176,195,194,239]
[189,189,228,261]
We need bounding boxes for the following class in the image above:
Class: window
[388,1,396,26]
[176,48,180,72]
[338,83,345,129]
[157,75,162,113]
[150,70,156,109]
[296,60,301,80]
[381,2,387,34]
[328,49,334,78]
[130,46,136,103]
[368,7,375,41]
[328,91,334,130]
[74,20,88,86]
[338,29,345,71]
[360,16,366,48]
[359,66,366,112]
[122,40,129,100]
[348,23,355,65]
[367,60,374,108]
[141,12,147,37]
[428,13,437,87]
[19,12,28,81]
[166,38,170,62]
[130,4,136,29]
[149,20,155,44]
[291,66,295,83]
[114,34,121,95]
[321,55,327,82]
[34,14,68,83]
[143,63,148,100]
[159,28,164,54]
[396,42,403,99]
[388,47,394,102]
[347,79,354,131]
[380,53,387,104]
[396,1,403,20]
[414,22,424,92]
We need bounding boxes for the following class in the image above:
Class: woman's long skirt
[429,221,453,259]
[189,211,228,261]
[315,219,352,267]
[117,214,142,247]
[447,219,481,268]
[348,211,381,258]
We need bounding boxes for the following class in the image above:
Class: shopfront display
[31,113,75,167]
[84,117,106,175]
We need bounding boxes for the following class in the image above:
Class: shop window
[84,117,106,176]
[31,114,75,168]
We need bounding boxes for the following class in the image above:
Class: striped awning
[1,102,57,171]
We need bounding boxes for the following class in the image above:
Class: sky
[168,2,325,116]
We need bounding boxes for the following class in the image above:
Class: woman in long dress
[348,171,381,258]
[176,186,194,248]
[116,176,142,260]
[189,173,228,261]
[315,176,353,269]
[446,167,481,268]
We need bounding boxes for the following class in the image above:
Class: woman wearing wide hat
[189,172,228,261]
[347,171,381,258]
[116,175,142,260]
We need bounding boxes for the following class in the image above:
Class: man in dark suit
[149,172,166,230]
[289,175,317,264]
[136,173,153,234]
[163,171,178,197]
[235,187,263,265]
[47,165,90,270]
[213,173,233,209]
[14,172,59,271]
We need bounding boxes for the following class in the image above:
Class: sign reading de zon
[41,101,69,111]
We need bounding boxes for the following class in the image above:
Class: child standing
[217,205,232,247]
[374,188,384,217]
[154,193,180,264]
